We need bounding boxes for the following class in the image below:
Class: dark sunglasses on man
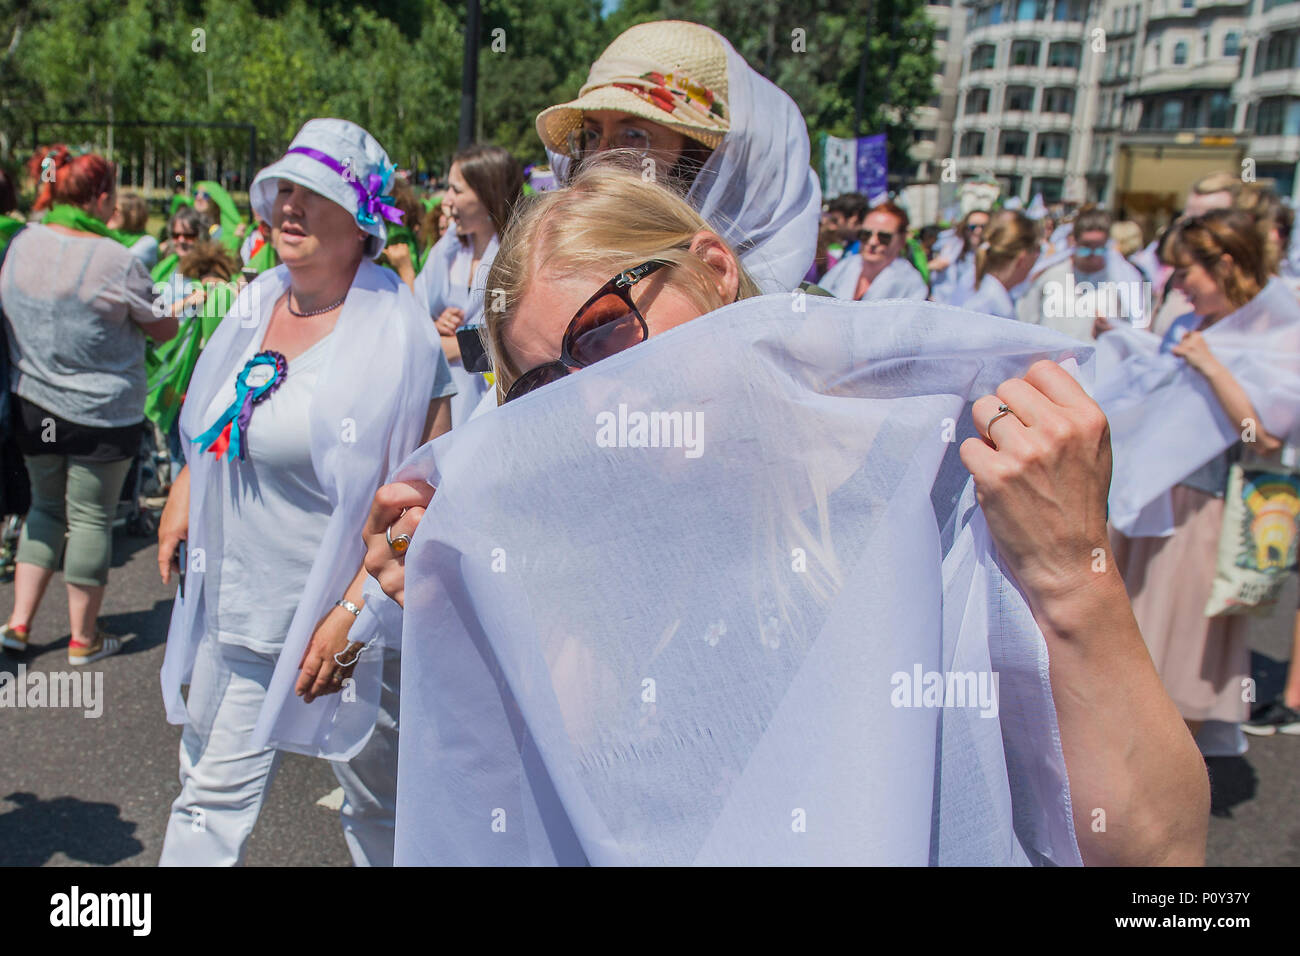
[857,228,895,246]
[504,260,668,404]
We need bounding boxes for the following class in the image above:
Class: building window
[1120,44,1133,76]
[1257,97,1287,136]
[1174,41,1188,66]
[1036,133,1070,158]
[971,43,997,71]
[1255,30,1300,76]
[1160,100,1185,130]
[1208,91,1232,129]
[1043,87,1075,113]
[1005,86,1035,111]
[1224,32,1240,57]
[963,87,990,114]
[1181,0,1193,8]
[1048,41,1081,68]
[1053,0,1085,22]
[960,131,986,156]
[999,130,1030,156]
[1012,40,1041,67]
[1030,177,1064,202]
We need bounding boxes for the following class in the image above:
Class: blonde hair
[484,163,760,401]
[1110,220,1143,258]
[974,210,1038,286]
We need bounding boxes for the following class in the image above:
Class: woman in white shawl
[1097,209,1300,738]
[962,210,1041,320]
[413,145,523,427]
[375,167,1208,865]
[155,119,455,865]
[928,208,988,305]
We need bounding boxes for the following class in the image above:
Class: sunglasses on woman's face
[172,231,196,241]
[503,260,668,404]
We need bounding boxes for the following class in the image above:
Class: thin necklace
[287,290,347,317]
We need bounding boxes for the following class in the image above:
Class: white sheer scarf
[392,295,1089,865]
[159,260,439,759]
[548,40,820,294]
[1092,277,1300,537]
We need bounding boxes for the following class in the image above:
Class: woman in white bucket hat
[156,118,456,865]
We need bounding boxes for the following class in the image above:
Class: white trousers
[159,634,400,866]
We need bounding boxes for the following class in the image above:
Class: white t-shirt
[202,332,335,654]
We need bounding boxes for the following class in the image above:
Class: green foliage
[0,0,935,183]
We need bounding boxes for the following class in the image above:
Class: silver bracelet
[335,599,362,617]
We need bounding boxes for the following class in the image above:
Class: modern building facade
[938,0,1300,216]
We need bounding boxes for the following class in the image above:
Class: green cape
[144,281,237,433]
[195,181,245,255]
[0,215,23,255]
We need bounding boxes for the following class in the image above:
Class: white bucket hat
[250,118,401,259]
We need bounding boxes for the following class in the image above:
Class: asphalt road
[0,527,1296,867]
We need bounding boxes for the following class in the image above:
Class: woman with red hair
[0,146,177,664]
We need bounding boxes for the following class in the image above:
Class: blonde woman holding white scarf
[156,119,455,865]
[389,167,1208,866]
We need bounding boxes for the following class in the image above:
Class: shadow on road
[0,599,174,668]
[1205,756,1258,819]
[0,791,143,865]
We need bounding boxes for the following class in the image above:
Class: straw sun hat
[536,20,732,158]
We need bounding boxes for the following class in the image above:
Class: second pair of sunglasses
[858,228,895,245]
[504,259,668,404]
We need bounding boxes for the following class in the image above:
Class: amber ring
[386,525,412,556]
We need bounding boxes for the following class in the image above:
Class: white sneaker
[68,630,123,666]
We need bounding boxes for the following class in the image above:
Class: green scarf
[151,252,180,284]
[245,237,277,275]
[42,204,147,249]
[383,224,424,274]
[0,215,23,255]
[195,181,245,255]
[42,204,115,239]
[144,281,237,433]
[907,237,930,285]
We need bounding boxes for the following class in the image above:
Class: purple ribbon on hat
[286,146,404,228]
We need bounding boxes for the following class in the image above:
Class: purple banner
[856,133,888,199]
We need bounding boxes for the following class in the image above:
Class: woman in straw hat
[535,19,822,295]
[156,118,456,865]
[361,20,825,604]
